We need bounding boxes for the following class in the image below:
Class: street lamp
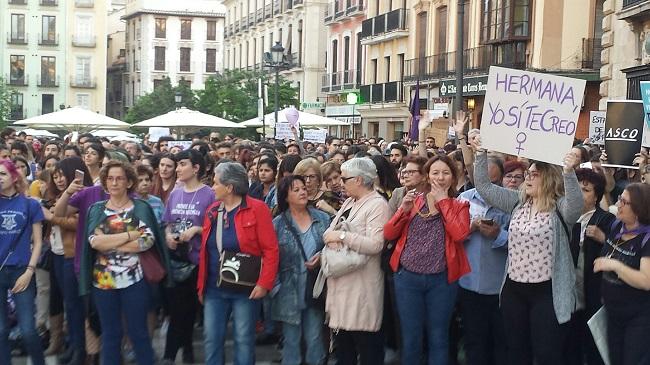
[270,41,285,138]
[174,91,182,110]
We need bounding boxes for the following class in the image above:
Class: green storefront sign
[439,76,489,97]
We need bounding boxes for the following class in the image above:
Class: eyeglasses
[617,196,631,206]
[302,174,319,181]
[401,169,420,176]
[524,171,540,180]
[504,174,524,181]
[341,176,356,183]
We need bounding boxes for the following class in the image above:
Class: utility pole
[454,0,465,115]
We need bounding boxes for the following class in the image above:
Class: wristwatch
[339,232,346,241]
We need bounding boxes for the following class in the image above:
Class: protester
[0,159,45,365]
[473,137,583,365]
[384,154,471,365]
[293,158,341,216]
[83,144,105,185]
[162,149,215,364]
[198,162,278,365]
[323,158,390,365]
[594,183,650,365]
[151,153,177,204]
[272,175,328,365]
[79,160,171,365]
[564,168,616,365]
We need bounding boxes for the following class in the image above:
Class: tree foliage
[124,77,196,123]
[0,78,14,129]
[195,69,299,123]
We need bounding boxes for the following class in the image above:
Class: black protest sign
[604,100,644,169]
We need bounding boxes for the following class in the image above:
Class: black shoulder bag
[216,206,262,294]
[281,214,325,309]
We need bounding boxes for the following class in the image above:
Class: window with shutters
[180,47,191,72]
[155,18,166,38]
[206,49,216,72]
[207,21,216,40]
[154,47,166,70]
[180,19,192,40]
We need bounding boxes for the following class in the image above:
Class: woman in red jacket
[384,154,471,365]
[197,162,279,365]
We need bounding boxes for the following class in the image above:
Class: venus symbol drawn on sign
[515,132,527,155]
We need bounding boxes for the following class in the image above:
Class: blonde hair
[519,161,564,212]
[294,158,322,184]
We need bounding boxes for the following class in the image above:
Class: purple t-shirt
[162,185,215,264]
[69,185,108,273]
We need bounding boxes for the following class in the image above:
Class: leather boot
[62,349,86,365]
[84,353,99,365]
[58,345,75,364]
[44,314,64,356]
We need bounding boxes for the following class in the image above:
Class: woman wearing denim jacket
[271,175,329,365]
[473,137,583,365]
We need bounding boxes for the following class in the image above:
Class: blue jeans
[54,257,85,351]
[93,279,154,365]
[0,266,45,365]
[281,307,326,365]
[203,287,257,365]
[393,269,458,365]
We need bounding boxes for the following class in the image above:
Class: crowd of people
[0,116,649,365]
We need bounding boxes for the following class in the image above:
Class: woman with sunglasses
[472,137,583,365]
[0,159,45,365]
[594,183,650,365]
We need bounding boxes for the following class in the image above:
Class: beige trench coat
[323,190,390,332]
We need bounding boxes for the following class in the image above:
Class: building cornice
[122,9,225,20]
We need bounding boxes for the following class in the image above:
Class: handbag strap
[282,214,309,262]
[215,205,224,254]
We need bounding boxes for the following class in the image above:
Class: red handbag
[139,248,166,284]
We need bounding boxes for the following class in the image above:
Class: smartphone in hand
[74,169,85,182]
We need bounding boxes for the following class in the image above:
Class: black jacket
[569,206,616,316]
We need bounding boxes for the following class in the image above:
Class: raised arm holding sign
[479,67,586,165]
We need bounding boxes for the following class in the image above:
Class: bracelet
[26,266,35,272]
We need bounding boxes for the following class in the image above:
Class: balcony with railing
[404,43,527,82]
[6,74,28,86]
[70,76,97,88]
[72,35,96,47]
[265,4,272,18]
[293,0,303,5]
[321,70,361,92]
[38,33,58,46]
[75,0,93,7]
[360,8,407,45]
[248,12,255,25]
[359,81,404,104]
[37,74,59,87]
[325,0,364,24]
[620,0,650,20]
[582,38,602,69]
[234,20,240,33]
[40,0,58,6]
[256,8,263,22]
[273,0,281,15]
[7,32,28,45]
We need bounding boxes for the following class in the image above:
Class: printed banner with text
[479,66,586,165]
[603,100,645,169]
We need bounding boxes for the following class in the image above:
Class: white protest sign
[148,127,170,142]
[303,129,328,144]
[167,141,192,151]
[644,121,650,148]
[274,123,294,141]
[589,111,606,145]
[480,66,586,165]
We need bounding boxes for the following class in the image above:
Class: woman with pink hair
[0,159,46,365]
